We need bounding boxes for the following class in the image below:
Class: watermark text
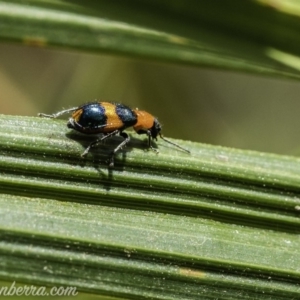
[0,281,78,296]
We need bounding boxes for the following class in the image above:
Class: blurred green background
[1,42,300,155]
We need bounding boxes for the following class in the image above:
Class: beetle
[39,101,190,167]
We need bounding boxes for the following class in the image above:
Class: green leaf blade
[0,114,300,298]
[1,1,300,79]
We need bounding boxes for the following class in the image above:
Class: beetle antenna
[159,133,190,154]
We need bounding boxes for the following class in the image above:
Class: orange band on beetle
[101,102,124,132]
[71,108,83,122]
[133,110,155,132]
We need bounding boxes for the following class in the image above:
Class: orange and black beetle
[39,101,190,167]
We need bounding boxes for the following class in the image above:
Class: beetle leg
[147,130,159,154]
[38,107,79,119]
[108,132,130,167]
[81,130,120,157]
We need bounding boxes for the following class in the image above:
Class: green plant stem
[0,114,299,298]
